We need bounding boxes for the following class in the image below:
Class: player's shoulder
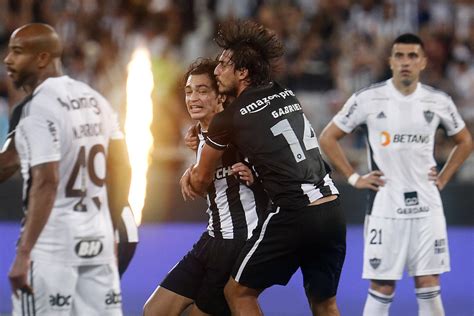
[354,80,389,98]
[419,83,452,103]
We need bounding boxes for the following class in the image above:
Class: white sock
[416,286,445,316]
[362,288,394,316]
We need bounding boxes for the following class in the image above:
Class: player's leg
[224,278,263,315]
[193,238,247,316]
[409,215,449,316]
[225,207,298,315]
[143,232,208,315]
[73,262,122,316]
[301,199,346,316]
[363,280,396,316]
[12,260,77,316]
[143,286,193,316]
[362,216,408,316]
[414,275,444,316]
[187,304,210,316]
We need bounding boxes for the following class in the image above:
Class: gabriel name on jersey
[206,82,338,210]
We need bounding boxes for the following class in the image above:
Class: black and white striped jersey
[197,127,268,240]
[206,82,339,210]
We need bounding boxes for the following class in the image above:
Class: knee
[224,278,238,303]
[415,275,440,288]
[224,278,258,304]
[371,280,396,296]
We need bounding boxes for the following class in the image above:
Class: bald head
[11,23,62,58]
[4,23,63,91]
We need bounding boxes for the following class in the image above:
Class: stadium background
[0,0,473,315]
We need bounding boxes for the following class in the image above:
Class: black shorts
[231,198,346,301]
[160,232,246,315]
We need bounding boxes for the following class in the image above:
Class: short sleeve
[108,110,124,140]
[332,94,367,133]
[15,115,61,167]
[438,97,465,136]
[206,109,232,150]
[99,96,124,141]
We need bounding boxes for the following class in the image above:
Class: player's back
[15,76,120,265]
[208,82,338,210]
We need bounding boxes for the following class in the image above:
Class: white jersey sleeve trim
[332,117,354,134]
[121,206,139,242]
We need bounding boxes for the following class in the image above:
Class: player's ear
[217,94,227,105]
[420,55,427,71]
[37,52,51,68]
[237,68,249,81]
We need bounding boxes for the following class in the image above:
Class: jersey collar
[387,78,422,100]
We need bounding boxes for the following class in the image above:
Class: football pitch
[0,223,472,315]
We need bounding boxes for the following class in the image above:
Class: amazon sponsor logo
[240,89,295,116]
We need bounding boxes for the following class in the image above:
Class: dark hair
[183,58,219,92]
[393,33,424,50]
[215,20,284,86]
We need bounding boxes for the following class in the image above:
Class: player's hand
[355,170,385,191]
[231,162,254,186]
[180,166,199,201]
[184,125,199,151]
[428,166,445,190]
[8,251,33,298]
[428,166,438,182]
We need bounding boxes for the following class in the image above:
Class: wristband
[347,172,360,187]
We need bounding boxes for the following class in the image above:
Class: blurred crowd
[1,0,473,191]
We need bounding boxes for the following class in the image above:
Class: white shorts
[12,260,122,316]
[362,215,450,280]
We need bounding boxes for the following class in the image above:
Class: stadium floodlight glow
[125,46,154,225]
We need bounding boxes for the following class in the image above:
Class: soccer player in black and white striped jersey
[182,21,346,316]
[143,58,268,316]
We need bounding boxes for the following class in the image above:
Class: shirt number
[270,115,318,163]
[65,144,106,211]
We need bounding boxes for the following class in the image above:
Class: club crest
[369,257,381,269]
[424,110,434,123]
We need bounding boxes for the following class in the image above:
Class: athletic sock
[416,286,445,316]
[362,288,394,316]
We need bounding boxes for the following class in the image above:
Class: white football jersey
[334,79,465,218]
[15,76,123,265]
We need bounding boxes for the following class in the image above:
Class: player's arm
[319,122,384,191]
[436,127,472,190]
[0,138,20,182]
[181,144,224,199]
[106,138,131,230]
[9,161,59,296]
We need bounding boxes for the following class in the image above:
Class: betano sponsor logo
[380,131,430,147]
